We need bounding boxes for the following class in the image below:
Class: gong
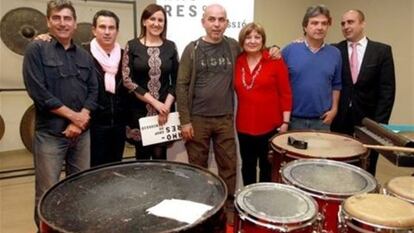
[20,104,35,153]
[0,7,48,55]
[73,22,93,46]
[0,114,4,142]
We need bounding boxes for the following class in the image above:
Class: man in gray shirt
[176,3,240,225]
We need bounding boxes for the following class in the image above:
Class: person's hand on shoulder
[34,33,52,42]
[268,45,281,60]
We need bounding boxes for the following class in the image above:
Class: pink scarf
[90,38,121,94]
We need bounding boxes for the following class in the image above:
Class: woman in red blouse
[235,23,292,185]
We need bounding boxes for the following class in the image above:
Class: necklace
[241,64,262,90]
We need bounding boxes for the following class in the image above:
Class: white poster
[157,0,254,56]
[139,112,182,146]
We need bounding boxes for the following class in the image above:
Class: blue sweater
[282,42,342,118]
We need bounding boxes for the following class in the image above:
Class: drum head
[282,159,377,200]
[271,132,366,159]
[235,183,317,227]
[343,193,414,228]
[39,161,227,233]
[386,176,414,202]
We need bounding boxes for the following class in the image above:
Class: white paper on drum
[147,199,213,224]
[139,112,182,146]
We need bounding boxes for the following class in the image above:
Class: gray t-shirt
[191,39,234,116]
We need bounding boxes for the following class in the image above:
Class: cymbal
[0,7,48,55]
[0,114,4,142]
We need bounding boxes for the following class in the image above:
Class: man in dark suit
[331,9,396,176]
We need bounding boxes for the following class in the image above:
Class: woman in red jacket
[235,23,292,185]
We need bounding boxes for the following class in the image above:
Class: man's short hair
[46,0,76,20]
[302,4,332,29]
[92,10,120,29]
[353,9,366,22]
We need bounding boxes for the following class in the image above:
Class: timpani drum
[270,131,368,182]
[38,161,227,233]
[281,159,378,233]
[234,183,318,233]
[340,193,414,233]
[384,176,414,204]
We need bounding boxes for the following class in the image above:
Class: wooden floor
[0,148,412,233]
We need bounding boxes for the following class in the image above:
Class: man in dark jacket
[87,10,127,167]
[331,9,396,175]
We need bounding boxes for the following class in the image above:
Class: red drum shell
[234,183,318,233]
[270,131,368,182]
[281,159,377,233]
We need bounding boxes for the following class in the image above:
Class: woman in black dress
[122,4,178,159]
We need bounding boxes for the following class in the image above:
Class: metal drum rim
[340,201,414,231]
[38,160,227,233]
[270,130,368,159]
[384,176,414,204]
[234,182,318,230]
[281,159,377,201]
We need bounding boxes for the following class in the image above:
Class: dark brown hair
[46,0,76,20]
[139,4,167,40]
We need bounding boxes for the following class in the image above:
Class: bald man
[331,9,396,175]
[176,4,240,226]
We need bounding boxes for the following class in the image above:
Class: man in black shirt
[22,0,98,229]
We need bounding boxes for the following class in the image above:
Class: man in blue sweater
[282,4,342,130]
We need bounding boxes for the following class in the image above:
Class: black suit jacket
[331,39,395,134]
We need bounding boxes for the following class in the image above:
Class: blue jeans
[290,117,330,131]
[33,130,90,228]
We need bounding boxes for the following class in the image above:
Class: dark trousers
[367,150,379,176]
[331,109,379,176]
[238,130,276,186]
[134,143,167,160]
[90,124,126,167]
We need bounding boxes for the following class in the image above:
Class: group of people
[23,0,395,230]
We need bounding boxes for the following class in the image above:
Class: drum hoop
[270,131,367,159]
[235,206,317,232]
[38,160,228,233]
[234,183,318,228]
[277,151,362,162]
[384,178,414,204]
[281,159,377,201]
[384,187,414,205]
[341,202,414,231]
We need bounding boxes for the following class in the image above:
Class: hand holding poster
[139,112,182,146]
